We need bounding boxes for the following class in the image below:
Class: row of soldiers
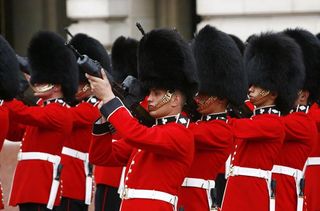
[0,23,320,211]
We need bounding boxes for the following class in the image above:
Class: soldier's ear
[270,91,278,100]
[53,84,62,92]
[296,90,309,105]
[170,91,184,108]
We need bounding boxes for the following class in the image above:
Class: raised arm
[229,115,285,141]
[100,98,193,157]
[4,99,68,129]
[190,120,233,150]
[70,100,100,127]
[89,120,133,166]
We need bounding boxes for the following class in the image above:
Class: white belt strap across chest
[117,167,127,195]
[304,157,320,167]
[121,188,178,211]
[229,166,275,211]
[182,177,215,210]
[17,152,61,210]
[272,165,303,211]
[61,147,92,205]
[225,155,232,179]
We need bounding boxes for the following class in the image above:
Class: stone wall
[66,0,156,47]
[196,0,320,41]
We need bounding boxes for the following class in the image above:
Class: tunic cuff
[100,97,124,121]
[93,118,113,135]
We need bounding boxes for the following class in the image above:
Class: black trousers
[19,203,56,211]
[214,173,227,207]
[95,184,121,211]
[54,197,88,211]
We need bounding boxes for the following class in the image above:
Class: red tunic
[94,166,123,187]
[89,98,194,211]
[93,97,149,188]
[4,98,73,207]
[0,101,8,151]
[304,103,320,211]
[272,107,317,211]
[177,113,233,211]
[221,106,285,211]
[0,100,8,209]
[60,96,100,201]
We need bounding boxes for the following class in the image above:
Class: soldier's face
[75,83,91,101]
[194,94,217,114]
[248,85,274,107]
[147,89,173,118]
[294,90,309,106]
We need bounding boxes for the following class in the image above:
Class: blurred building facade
[1,0,320,53]
[197,0,320,41]
[0,0,196,54]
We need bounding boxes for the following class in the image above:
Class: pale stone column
[66,0,156,47]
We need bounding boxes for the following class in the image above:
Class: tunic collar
[253,105,280,116]
[83,96,99,106]
[291,104,310,113]
[43,98,67,106]
[200,111,228,122]
[155,113,190,127]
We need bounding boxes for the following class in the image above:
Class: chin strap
[195,96,217,111]
[31,84,55,93]
[76,84,91,98]
[252,90,270,105]
[154,90,174,109]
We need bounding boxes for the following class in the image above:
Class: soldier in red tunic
[177,25,247,211]
[87,28,199,211]
[94,36,139,211]
[4,31,78,211]
[269,28,319,211]
[54,33,111,211]
[303,32,320,211]
[221,32,304,211]
[306,102,320,211]
[0,35,20,210]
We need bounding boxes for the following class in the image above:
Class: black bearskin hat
[111,36,138,83]
[0,35,19,100]
[316,33,320,40]
[284,28,320,103]
[193,25,247,106]
[138,28,199,99]
[244,32,305,114]
[229,34,245,55]
[69,33,111,83]
[28,31,78,102]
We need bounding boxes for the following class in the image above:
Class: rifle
[64,28,154,127]
[16,54,31,75]
[15,54,39,105]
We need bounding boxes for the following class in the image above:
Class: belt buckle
[228,166,234,177]
[121,188,129,199]
[75,151,79,159]
[202,180,209,189]
[169,195,178,206]
[207,180,214,189]
[17,152,22,161]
